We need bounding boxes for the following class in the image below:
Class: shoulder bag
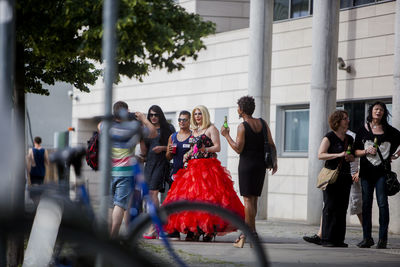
[260,118,276,169]
[367,123,400,196]
[316,136,348,190]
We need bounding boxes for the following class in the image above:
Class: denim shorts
[110,176,133,210]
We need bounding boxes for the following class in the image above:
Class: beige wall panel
[178,0,197,12]
[378,55,394,75]
[197,0,249,17]
[268,193,307,220]
[337,78,374,100]
[368,13,394,36]
[361,36,389,58]
[269,175,308,196]
[372,76,393,97]
[339,4,376,22]
[273,29,311,51]
[272,47,312,68]
[352,57,380,78]
[375,0,396,16]
[277,158,309,177]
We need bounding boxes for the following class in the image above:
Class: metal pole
[0,0,15,265]
[0,0,15,214]
[98,0,118,231]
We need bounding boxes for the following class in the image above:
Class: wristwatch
[394,153,400,159]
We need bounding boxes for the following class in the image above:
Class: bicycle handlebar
[50,146,86,177]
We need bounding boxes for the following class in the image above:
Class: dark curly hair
[328,110,348,131]
[366,101,390,129]
[237,96,255,116]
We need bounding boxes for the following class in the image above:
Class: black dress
[238,121,267,197]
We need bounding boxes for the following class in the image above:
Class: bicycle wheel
[0,209,158,267]
[126,201,269,267]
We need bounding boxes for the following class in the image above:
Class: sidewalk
[143,219,400,266]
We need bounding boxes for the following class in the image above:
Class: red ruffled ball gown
[162,134,245,236]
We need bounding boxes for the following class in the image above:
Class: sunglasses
[149,113,159,117]
[194,112,202,116]
[178,118,189,123]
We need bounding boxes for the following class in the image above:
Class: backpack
[86,131,99,171]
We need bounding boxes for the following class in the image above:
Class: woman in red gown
[163,105,245,241]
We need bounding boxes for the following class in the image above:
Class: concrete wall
[26,82,73,149]
[179,0,250,33]
[71,1,396,224]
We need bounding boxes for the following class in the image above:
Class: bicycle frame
[129,159,187,267]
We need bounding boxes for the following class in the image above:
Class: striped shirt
[102,121,142,177]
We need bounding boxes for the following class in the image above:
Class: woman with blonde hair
[162,105,244,242]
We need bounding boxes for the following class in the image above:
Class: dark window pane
[343,102,365,132]
[354,0,375,6]
[340,0,353,8]
[291,0,309,18]
[284,109,309,152]
[274,0,290,21]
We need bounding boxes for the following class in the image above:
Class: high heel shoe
[185,231,200,241]
[233,233,246,248]
[143,232,158,239]
[203,233,216,242]
[143,228,159,239]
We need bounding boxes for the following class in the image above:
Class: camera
[127,112,137,121]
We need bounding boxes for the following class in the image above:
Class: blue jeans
[361,176,389,240]
[110,176,134,210]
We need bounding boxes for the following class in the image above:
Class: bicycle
[3,117,269,266]
[20,146,155,267]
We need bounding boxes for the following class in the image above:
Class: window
[283,108,309,153]
[274,0,394,21]
[354,0,375,6]
[387,104,392,125]
[274,0,290,21]
[291,0,310,18]
[273,0,311,21]
[277,99,392,157]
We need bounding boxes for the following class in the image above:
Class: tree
[8,1,214,265]
[16,0,215,95]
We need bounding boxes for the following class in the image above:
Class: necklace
[371,122,380,129]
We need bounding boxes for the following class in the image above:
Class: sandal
[233,233,246,248]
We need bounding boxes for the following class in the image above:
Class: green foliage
[16,0,215,95]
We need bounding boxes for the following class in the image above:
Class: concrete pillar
[247,0,273,219]
[390,0,400,234]
[307,0,340,224]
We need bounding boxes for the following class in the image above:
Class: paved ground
[141,219,400,266]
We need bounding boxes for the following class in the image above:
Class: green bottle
[223,116,228,128]
[346,145,351,155]
[374,137,378,148]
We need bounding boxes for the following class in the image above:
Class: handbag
[260,119,276,169]
[367,123,400,196]
[316,136,348,190]
[317,167,339,190]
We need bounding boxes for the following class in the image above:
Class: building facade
[71,0,400,229]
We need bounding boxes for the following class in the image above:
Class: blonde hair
[191,105,211,130]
